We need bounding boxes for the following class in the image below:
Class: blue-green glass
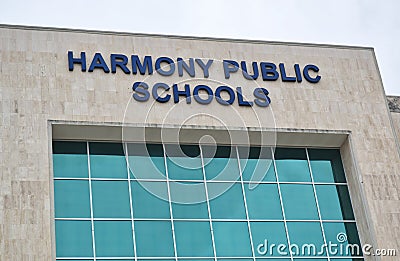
[308,149,346,183]
[90,154,127,178]
[99,260,134,261]
[245,184,283,220]
[316,185,354,220]
[208,183,246,219]
[330,259,364,261]
[92,181,130,218]
[55,220,93,257]
[170,181,208,219]
[310,160,335,183]
[135,221,174,257]
[275,148,311,182]
[167,156,203,181]
[241,159,276,182]
[57,260,93,261]
[323,222,362,257]
[131,181,170,218]
[129,155,166,180]
[286,222,325,256]
[213,221,252,257]
[280,184,319,220]
[275,159,311,182]
[94,221,134,257]
[256,259,291,261]
[220,259,253,261]
[204,158,240,181]
[250,222,288,257]
[175,221,213,257]
[53,154,88,178]
[293,259,328,261]
[54,180,90,218]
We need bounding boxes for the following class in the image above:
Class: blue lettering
[156,57,175,76]
[68,51,86,71]
[111,54,130,74]
[260,62,278,81]
[172,84,191,103]
[132,82,150,102]
[236,87,253,106]
[193,85,213,104]
[88,53,110,73]
[195,59,213,78]
[152,83,170,103]
[294,64,302,82]
[279,63,296,82]
[241,61,259,80]
[215,86,235,105]
[253,88,271,107]
[223,60,239,79]
[303,64,321,83]
[131,55,153,75]
[177,58,195,77]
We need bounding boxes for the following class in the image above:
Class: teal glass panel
[308,149,346,183]
[250,222,288,257]
[55,220,93,257]
[330,259,364,261]
[175,221,213,257]
[94,221,134,257]
[280,184,319,220]
[323,222,362,257]
[203,145,240,181]
[220,259,253,261]
[293,259,328,261]
[92,181,130,218]
[89,143,127,179]
[208,183,246,219]
[286,222,325,257]
[213,221,252,257]
[100,260,134,261]
[256,259,291,261]
[166,144,203,181]
[53,141,88,178]
[135,221,174,257]
[275,148,311,182]
[238,146,275,182]
[54,180,90,218]
[131,181,170,219]
[245,184,283,220]
[316,185,355,220]
[127,143,166,180]
[57,260,94,261]
[170,181,208,219]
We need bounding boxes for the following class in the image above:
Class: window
[53,141,363,260]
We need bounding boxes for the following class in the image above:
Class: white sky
[1,0,399,95]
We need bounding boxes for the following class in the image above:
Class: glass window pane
[132,181,170,219]
[53,141,88,178]
[170,181,208,219]
[238,146,275,182]
[213,221,252,257]
[250,222,288,257]
[286,222,325,257]
[245,184,283,220]
[323,222,362,257]
[135,221,174,257]
[208,183,246,219]
[175,221,213,257]
[54,180,90,218]
[308,149,346,183]
[256,259,291,261]
[203,145,240,181]
[89,142,127,179]
[94,221,134,257]
[280,184,319,220]
[55,220,93,257]
[92,181,130,218]
[127,143,166,180]
[166,144,203,181]
[275,148,311,182]
[316,185,355,220]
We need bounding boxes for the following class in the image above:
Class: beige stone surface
[0,25,399,260]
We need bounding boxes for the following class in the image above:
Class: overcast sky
[1,0,399,95]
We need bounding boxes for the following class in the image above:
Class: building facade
[0,24,399,261]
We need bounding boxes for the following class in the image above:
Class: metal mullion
[87,142,97,260]
[162,144,178,261]
[235,146,256,261]
[125,143,138,261]
[199,144,218,261]
[306,148,330,260]
[271,147,294,261]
